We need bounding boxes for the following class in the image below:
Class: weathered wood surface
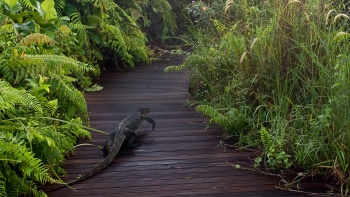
[43,57,327,196]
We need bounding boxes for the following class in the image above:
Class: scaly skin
[49,108,155,191]
[102,108,155,155]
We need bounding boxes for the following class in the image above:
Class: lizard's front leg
[143,116,155,130]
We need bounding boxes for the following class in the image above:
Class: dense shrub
[0,0,176,196]
[168,0,350,194]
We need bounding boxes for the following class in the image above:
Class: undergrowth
[0,0,177,196]
[167,0,350,195]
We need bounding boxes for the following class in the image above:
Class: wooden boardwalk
[43,57,328,196]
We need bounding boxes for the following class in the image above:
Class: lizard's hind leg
[102,132,115,156]
[124,130,140,148]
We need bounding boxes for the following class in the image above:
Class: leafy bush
[0,0,178,195]
[0,0,100,196]
[0,79,91,196]
[115,0,177,43]
[168,0,350,194]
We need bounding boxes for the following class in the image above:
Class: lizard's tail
[47,136,125,192]
[67,137,124,185]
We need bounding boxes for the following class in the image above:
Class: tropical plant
[55,0,150,67]
[166,0,350,194]
[117,0,177,42]
[0,79,92,196]
[0,0,102,195]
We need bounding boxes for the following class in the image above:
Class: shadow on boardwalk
[43,57,328,196]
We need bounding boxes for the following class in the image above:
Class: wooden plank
[42,57,327,196]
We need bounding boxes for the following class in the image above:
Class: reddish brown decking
[43,57,328,196]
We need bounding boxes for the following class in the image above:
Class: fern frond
[260,127,273,151]
[114,3,137,26]
[105,24,127,52]
[196,104,229,128]
[18,0,34,10]
[195,104,220,119]
[0,136,59,184]
[195,105,247,133]
[2,163,48,197]
[50,77,89,120]
[69,13,91,48]
[20,33,55,46]
[0,80,43,114]
[122,31,148,63]
[164,64,186,73]
[44,99,58,116]
[0,171,6,197]
[54,0,66,16]
[24,54,94,73]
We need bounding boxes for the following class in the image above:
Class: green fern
[2,163,48,197]
[54,0,66,16]
[0,134,60,196]
[24,54,95,73]
[195,104,231,131]
[18,0,34,10]
[164,64,186,73]
[0,51,94,120]
[0,80,43,116]
[260,127,272,151]
[0,171,5,197]
[44,99,58,116]
[50,76,89,121]
[69,13,91,49]
[195,104,247,133]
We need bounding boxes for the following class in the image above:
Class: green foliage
[176,0,350,193]
[0,0,176,196]
[56,0,150,67]
[0,1,180,196]
[186,0,226,34]
[0,80,42,116]
[164,64,186,73]
[118,0,177,42]
[195,104,247,134]
[0,79,91,196]
[0,47,94,120]
[0,0,103,195]
[255,127,291,169]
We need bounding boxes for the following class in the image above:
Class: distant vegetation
[0,0,175,196]
[167,0,350,195]
[2,0,350,195]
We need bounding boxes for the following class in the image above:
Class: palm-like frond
[0,80,43,117]
[0,132,61,196]
[50,76,89,120]
[0,51,93,120]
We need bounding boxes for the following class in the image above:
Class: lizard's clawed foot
[131,143,141,149]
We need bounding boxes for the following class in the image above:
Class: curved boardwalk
[44,57,327,196]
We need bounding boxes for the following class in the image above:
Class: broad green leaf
[9,2,23,14]
[88,16,100,27]
[13,20,36,33]
[60,16,70,21]
[4,0,18,8]
[41,0,54,12]
[41,0,57,20]
[44,31,55,39]
[88,32,101,44]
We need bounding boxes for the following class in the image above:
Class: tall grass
[174,0,350,194]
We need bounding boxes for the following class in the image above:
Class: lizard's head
[139,107,150,114]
